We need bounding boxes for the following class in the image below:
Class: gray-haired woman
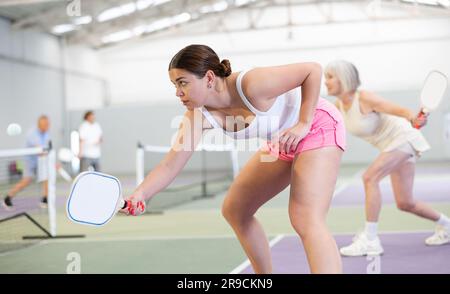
[324,60,450,256]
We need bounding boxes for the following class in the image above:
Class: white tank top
[200,69,301,140]
[338,91,430,154]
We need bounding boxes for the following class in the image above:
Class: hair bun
[220,59,232,77]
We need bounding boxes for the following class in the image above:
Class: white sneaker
[340,232,384,256]
[425,225,450,246]
[1,197,14,211]
[39,197,48,209]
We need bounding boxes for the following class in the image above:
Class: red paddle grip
[414,111,425,129]
[122,200,130,210]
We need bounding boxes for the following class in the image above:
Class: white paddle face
[421,71,448,111]
[67,172,123,226]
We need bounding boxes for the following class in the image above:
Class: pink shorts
[263,98,346,162]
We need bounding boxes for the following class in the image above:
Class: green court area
[2,163,449,274]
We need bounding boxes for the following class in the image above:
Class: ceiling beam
[0,0,65,6]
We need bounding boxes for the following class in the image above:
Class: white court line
[228,234,285,274]
[414,174,450,181]
[378,173,450,183]
[278,229,437,238]
[333,168,365,198]
[0,241,46,258]
[333,169,450,199]
[8,229,438,246]
[0,230,437,258]
[5,229,436,244]
[35,234,239,244]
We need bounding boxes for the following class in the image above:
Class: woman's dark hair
[168,44,232,78]
[84,111,94,121]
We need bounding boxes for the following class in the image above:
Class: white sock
[364,222,378,240]
[436,214,450,228]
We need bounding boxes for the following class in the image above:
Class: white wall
[2,6,450,174]
[63,45,106,111]
[98,17,450,105]
[0,17,64,150]
[67,104,237,175]
[65,87,450,175]
[94,14,450,166]
[0,17,107,151]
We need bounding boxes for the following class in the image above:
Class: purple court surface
[239,232,450,274]
[0,194,68,220]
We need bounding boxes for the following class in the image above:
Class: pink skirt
[264,98,346,162]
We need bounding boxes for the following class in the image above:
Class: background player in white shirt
[78,111,103,172]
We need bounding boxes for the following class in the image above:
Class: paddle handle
[414,108,429,129]
[118,198,146,216]
[119,199,130,210]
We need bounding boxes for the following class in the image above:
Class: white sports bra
[200,69,301,140]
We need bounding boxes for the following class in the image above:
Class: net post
[136,142,145,186]
[47,142,57,237]
[201,148,207,197]
[229,144,239,179]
